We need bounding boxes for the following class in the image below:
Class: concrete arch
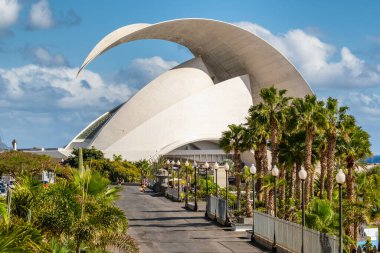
[78,18,312,101]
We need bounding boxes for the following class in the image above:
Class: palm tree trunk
[310,168,315,200]
[235,152,242,211]
[326,133,337,201]
[289,164,296,199]
[346,156,355,203]
[280,163,286,217]
[245,177,253,217]
[261,136,270,213]
[305,129,313,205]
[254,150,263,202]
[270,117,278,169]
[295,161,302,209]
[346,156,356,241]
[268,189,274,216]
[319,147,327,199]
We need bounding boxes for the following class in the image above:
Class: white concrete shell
[67,19,312,161]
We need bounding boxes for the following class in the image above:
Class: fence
[206,196,227,222]
[165,187,181,201]
[205,196,339,253]
[254,211,339,253]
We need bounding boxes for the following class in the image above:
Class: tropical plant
[325,98,349,201]
[290,95,327,204]
[219,124,250,211]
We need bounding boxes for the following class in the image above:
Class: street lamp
[170,160,175,189]
[213,162,219,197]
[272,165,280,253]
[224,163,231,226]
[213,162,219,221]
[336,169,346,253]
[250,163,257,242]
[176,160,181,202]
[166,159,170,186]
[204,161,210,217]
[193,161,198,211]
[298,167,307,253]
[185,160,189,206]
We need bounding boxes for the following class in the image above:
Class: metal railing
[254,211,339,253]
[206,196,226,221]
[165,187,181,201]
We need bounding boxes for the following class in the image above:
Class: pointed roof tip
[76,65,86,78]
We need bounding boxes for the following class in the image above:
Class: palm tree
[337,121,372,241]
[242,166,253,217]
[247,104,271,210]
[219,124,250,210]
[278,131,305,206]
[290,95,327,204]
[325,98,349,201]
[314,134,328,199]
[246,109,267,203]
[258,86,292,169]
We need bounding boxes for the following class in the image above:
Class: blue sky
[0,0,380,154]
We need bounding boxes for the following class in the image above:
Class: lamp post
[336,169,346,253]
[171,160,175,200]
[166,160,170,194]
[214,162,219,197]
[204,161,210,217]
[185,160,189,206]
[224,163,231,226]
[213,162,219,221]
[298,167,307,253]
[272,165,279,253]
[250,163,257,242]
[176,160,181,202]
[193,161,198,211]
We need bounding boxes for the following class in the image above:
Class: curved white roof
[68,19,313,161]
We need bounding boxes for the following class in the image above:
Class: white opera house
[61,18,312,164]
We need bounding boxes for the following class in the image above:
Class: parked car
[8,180,15,189]
[0,187,6,197]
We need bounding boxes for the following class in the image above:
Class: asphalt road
[117,186,267,253]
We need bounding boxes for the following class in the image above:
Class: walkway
[117,186,267,253]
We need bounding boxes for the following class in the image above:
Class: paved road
[117,186,267,253]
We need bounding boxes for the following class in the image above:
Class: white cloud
[114,56,178,88]
[0,56,179,148]
[0,0,21,28]
[21,46,68,66]
[235,21,380,88]
[0,64,132,108]
[28,0,54,29]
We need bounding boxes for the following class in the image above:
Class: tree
[242,166,253,217]
[290,95,327,204]
[325,98,349,201]
[247,104,270,206]
[219,124,250,211]
[66,147,104,168]
[258,86,291,170]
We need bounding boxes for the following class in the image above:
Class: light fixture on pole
[271,165,279,253]
[170,160,175,200]
[170,160,175,189]
[213,162,219,221]
[176,160,181,202]
[213,162,219,197]
[193,161,198,211]
[185,160,189,206]
[298,167,307,253]
[250,163,257,242]
[336,169,346,253]
[204,161,210,217]
[166,159,170,189]
[224,163,231,226]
